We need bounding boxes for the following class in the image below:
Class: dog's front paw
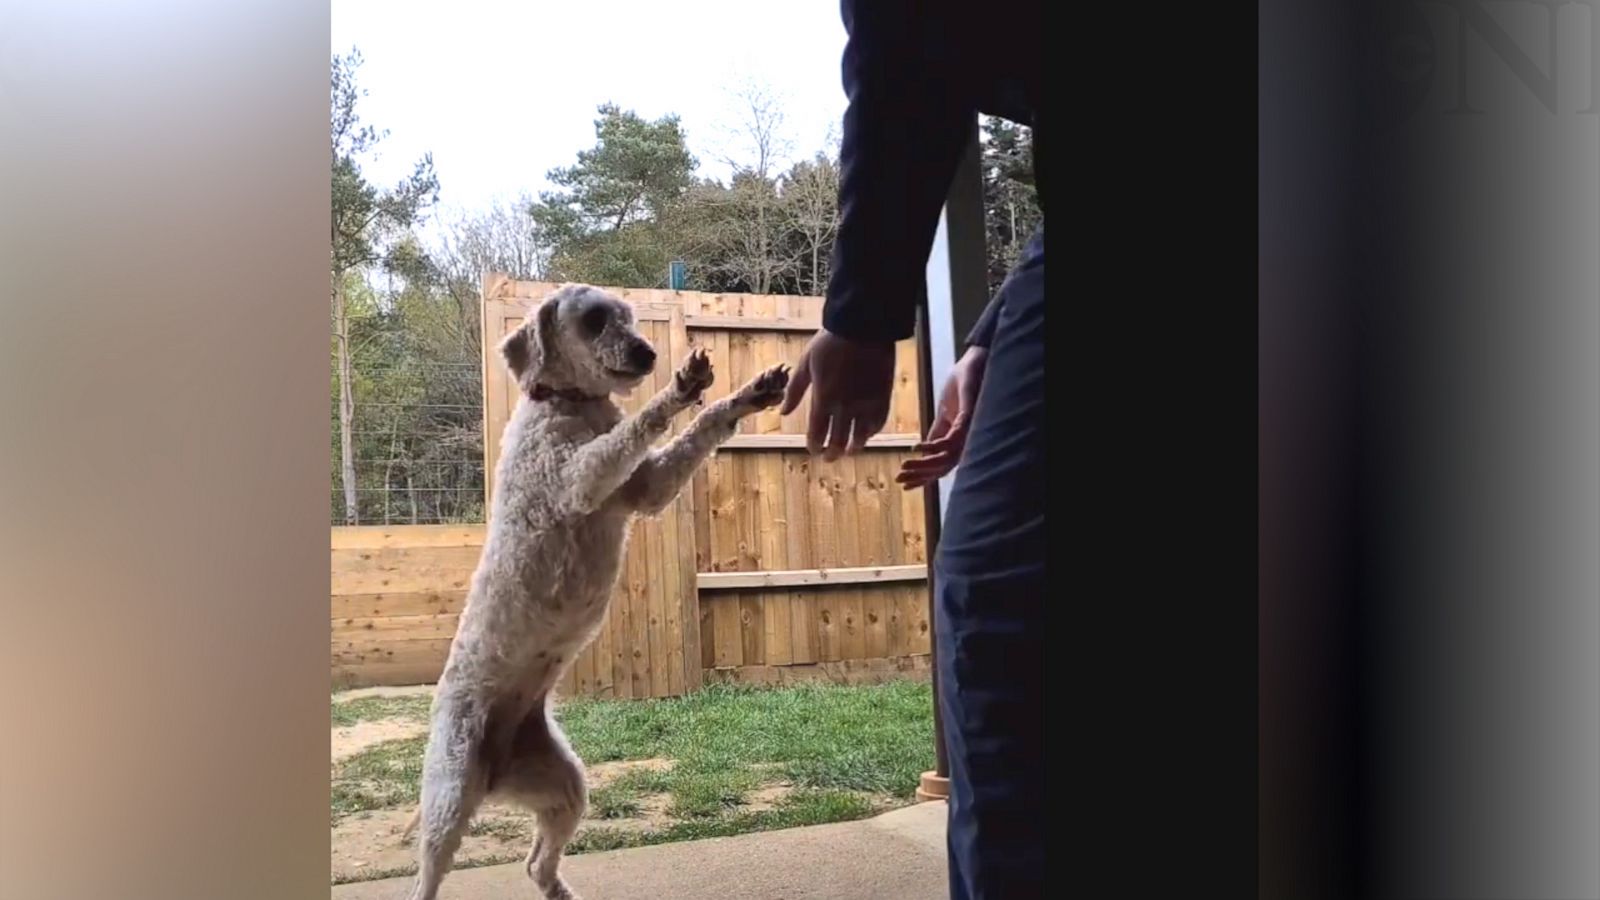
[734,363,790,411]
[673,348,714,404]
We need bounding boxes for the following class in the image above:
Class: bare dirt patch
[331,797,679,884]
[743,783,796,813]
[332,802,534,883]
[332,719,429,763]
[586,756,673,787]
[330,757,682,884]
[596,792,674,833]
[333,684,434,703]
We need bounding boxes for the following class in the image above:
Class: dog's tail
[399,806,421,845]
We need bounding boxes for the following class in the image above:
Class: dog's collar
[529,383,605,404]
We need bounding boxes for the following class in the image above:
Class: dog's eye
[581,307,608,335]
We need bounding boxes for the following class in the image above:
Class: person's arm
[823,0,974,344]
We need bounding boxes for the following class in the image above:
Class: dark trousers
[935,227,1045,900]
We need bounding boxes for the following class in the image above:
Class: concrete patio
[332,800,948,900]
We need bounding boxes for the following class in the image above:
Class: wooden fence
[332,525,482,688]
[331,278,931,694]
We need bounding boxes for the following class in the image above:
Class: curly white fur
[403,284,789,900]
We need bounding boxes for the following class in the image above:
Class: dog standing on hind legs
[404,283,790,900]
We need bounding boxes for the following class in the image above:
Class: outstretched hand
[896,346,988,490]
[779,329,897,460]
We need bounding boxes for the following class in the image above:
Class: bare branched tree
[715,78,794,180]
[684,80,807,294]
[780,153,840,296]
[437,197,546,285]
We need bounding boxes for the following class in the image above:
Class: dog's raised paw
[736,363,790,410]
[674,348,714,403]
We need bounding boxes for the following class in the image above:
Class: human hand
[779,329,897,460]
[895,345,988,490]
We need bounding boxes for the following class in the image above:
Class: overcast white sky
[332,0,849,234]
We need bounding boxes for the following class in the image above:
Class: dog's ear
[500,321,534,380]
[501,297,559,386]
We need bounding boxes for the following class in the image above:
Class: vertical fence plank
[783,452,818,664]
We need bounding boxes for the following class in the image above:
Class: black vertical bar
[915,305,949,779]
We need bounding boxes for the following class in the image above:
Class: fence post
[915,119,988,802]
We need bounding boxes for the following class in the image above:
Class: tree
[679,170,799,294]
[331,48,439,524]
[979,117,1041,293]
[714,79,792,183]
[780,153,841,296]
[519,90,846,298]
[437,196,546,286]
[533,103,694,238]
[372,254,485,526]
[529,104,697,287]
[687,82,797,294]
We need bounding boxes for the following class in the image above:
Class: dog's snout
[628,343,657,372]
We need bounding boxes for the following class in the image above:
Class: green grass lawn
[330,680,935,884]
[330,694,431,728]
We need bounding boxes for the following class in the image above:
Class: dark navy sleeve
[965,294,1002,349]
[822,0,974,343]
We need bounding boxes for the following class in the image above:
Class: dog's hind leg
[496,703,588,900]
[406,698,490,900]
[527,793,584,900]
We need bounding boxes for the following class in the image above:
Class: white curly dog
[402,284,790,900]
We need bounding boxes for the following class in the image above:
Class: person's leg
[935,227,1045,900]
